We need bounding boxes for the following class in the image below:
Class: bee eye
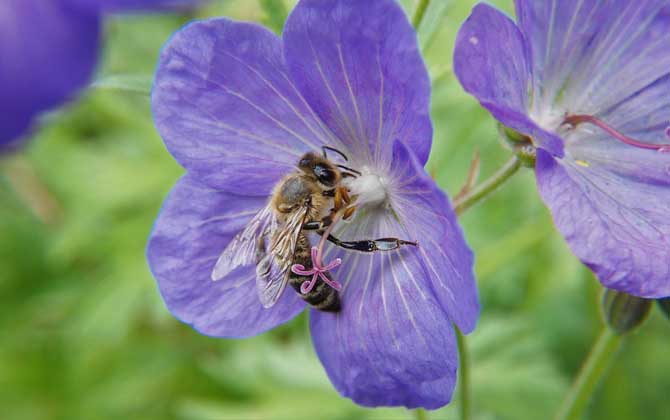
[314,165,336,186]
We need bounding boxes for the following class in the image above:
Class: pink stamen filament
[564,114,670,152]
[291,246,342,294]
[291,206,349,294]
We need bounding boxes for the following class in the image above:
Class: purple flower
[454,1,670,298]
[148,0,479,409]
[0,0,201,152]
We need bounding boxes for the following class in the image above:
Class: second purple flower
[454,0,670,298]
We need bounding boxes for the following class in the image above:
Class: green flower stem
[456,328,471,420]
[449,156,522,418]
[91,74,152,97]
[453,156,521,215]
[414,408,429,420]
[412,0,430,30]
[554,327,623,420]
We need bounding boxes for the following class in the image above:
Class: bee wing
[255,205,310,308]
[211,203,277,281]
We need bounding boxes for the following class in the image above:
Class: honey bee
[212,146,417,312]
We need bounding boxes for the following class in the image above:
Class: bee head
[297,152,340,188]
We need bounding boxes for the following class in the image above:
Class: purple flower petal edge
[453,3,564,157]
[147,175,306,338]
[151,18,331,194]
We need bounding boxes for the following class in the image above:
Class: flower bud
[657,298,670,320]
[602,289,652,334]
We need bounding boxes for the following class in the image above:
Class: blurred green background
[1,1,668,419]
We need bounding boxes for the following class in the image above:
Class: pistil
[564,114,670,152]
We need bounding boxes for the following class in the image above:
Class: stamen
[291,247,342,294]
[564,114,670,152]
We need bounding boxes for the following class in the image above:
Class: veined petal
[0,0,100,148]
[563,74,670,166]
[514,0,601,112]
[595,73,670,145]
[283,0,432,166]
[152,18,334,194]
[453,3,564,156]
[516,0,670,115]
[388,141,479,333]
[309,142,477,408]
[310,215,459,408]
[310,295,457,408]
[536,148,670,298]
[147,175,305,338]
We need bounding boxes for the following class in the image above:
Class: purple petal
[152,18,333,194]
[0,0,100,148]
[147,175,305,338]
[388,141,479,333]
[535,147,670,298]
[581,75,670,154]
[515,0,670,115]
[283,0,433,165]
[0,110,32,153]
[514,0,600,111]
[453,3,563,156]
[309,142,477,408]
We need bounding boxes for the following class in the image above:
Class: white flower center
[529,107,565,133]
[345,167,388,210]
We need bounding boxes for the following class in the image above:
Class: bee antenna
[322,145,349,162]
[336,164,362,176]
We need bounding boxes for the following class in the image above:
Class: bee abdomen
[290,235,341,312]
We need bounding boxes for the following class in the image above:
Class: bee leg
[340,187,351,204]
[332,186,353,215]
[302,215,333,231]
[342,205,356,220]
[334,187,343,211]
[325,234,418,252]
[322,189,335,197]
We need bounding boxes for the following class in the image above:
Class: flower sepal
[602,289,652,335]
[515,143,536,168]
[497,124,536,167]
[498,124,531,145]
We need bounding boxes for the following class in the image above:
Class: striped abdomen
[289,233,341,312]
